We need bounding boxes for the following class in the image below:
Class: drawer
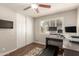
[48,40,63,48]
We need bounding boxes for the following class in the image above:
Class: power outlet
[2,48,6,51]
[0,48,6,52]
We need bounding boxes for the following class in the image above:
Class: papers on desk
[68,37,79,42]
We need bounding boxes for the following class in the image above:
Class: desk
[46,35,79,56]
[63,39,79,56]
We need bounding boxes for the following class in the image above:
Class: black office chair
[39,45,59,56]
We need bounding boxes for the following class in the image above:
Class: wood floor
[5,43,45,56]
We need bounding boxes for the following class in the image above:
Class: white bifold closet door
[25,16,34,45]
[16,13,26,48]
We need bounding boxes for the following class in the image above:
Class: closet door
[25,16,34,45]
[16,13,26,48]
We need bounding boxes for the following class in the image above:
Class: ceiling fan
[24,4,51,13]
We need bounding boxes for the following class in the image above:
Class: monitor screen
[0,20,13,29]
[65,26,76,33]
[48,27,57,31]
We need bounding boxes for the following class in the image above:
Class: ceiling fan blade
[24,6,31,10]
[38,4,51,8]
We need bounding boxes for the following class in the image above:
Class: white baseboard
[0,48,18,56]
[34,41,45,45]
[0,41,45,56]
[0,44,28,56]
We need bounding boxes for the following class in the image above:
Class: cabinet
[40,17,64,34]
[64,49,79,56]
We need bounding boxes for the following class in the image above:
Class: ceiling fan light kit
[31,4,38,9]
[31,4,39,13]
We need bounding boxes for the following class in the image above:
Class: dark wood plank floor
[5,43,45,56]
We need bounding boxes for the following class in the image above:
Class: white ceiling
[0,3,79,18]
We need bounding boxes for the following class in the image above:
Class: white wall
[0,5,34,54]
[77,8,79,35]
[26,16,34,45]
[34,9,77,44]
[0,6,17,53]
